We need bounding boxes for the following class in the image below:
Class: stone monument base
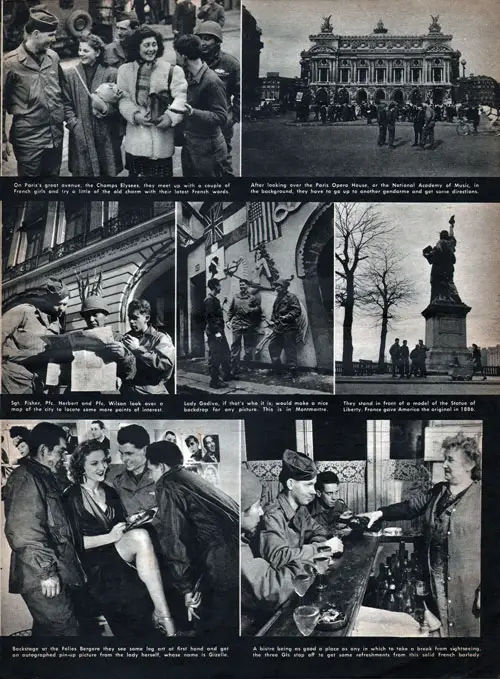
[422,302,472,373]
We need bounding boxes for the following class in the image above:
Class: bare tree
[361,249,416,373]
[335,203,391,375]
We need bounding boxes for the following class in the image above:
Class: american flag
[201,203,224,250]
[247,202,282,251]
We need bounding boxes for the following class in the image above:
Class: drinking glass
[293,565,315,597]
[293,605,320,637]
[313,551,330,591]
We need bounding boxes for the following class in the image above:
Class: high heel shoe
[152,610,176,636]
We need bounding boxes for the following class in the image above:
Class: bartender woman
[361,432,481,637]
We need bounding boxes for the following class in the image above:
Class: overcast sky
[245,0,500,80]
[334,202,500,361]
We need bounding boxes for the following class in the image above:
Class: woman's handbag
[149,64,186,146]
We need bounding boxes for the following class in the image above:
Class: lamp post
[460,58,467,78]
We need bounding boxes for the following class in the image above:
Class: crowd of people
[3,421,238,637]
[241,434,481,638]
[388,338,488,380]
[2,4,239,178]
[1,278,174,394]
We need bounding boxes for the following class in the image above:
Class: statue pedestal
[421,302,471,373]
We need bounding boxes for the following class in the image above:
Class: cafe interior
[241,417,482,638]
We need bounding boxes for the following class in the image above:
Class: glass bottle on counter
[382,580,398,612]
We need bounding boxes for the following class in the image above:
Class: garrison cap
[241,468,263,511]
[281,449,317,481]
[29,8,59,32]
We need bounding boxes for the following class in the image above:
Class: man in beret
[2,9,66,176]
[241,468,306,622]
[268,279,302,380]
[260,450,343,570]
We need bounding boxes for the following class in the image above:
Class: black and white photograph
[1,200,175,394]
[176,201,334,394]
[2,0,241,178]
[334,202,500,395]
[241,417,482,638]
[242,0,500,177]
[1,418,241,638]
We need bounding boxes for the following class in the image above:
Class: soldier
[260,450,343,570]
[228,279,262,377]
[172,0,197,44]
[241,468,305,614]
[377,102,388,146]
[268,279,301,379]
[194,21,240,176]
[3,9,66,176]
[389,338,401,378]
[3,423,85,635]
[416,339,429,377]
[204,278,233,389]
[308,471,351,535]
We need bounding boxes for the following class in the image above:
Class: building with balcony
[259,72,302,108]
[455,75,500,107]
[2,201,175,340]
[300,15,461,106]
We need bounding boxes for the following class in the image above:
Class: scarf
[136,60,155,109]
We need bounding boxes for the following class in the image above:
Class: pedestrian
[410,343,420,377]
[194,21,240,176]
[377,102,388,146]
[422,101,436,149]
[63,34,123,177]
[471,343,486,380]
[413,103,425,147]
[399,339,410,378]
[172,0,196,43]
[176,34,229,177]
[104,11,140,68]
[228,279,262,377]
[197,0,225,27]
[117,26,187,177]
[2,278,70,394]
[469,106,480,134]
[121,299,175,394]
[268,279,302,380]
[204,278,232,389]
[416,339,429,377]
[389,338,401,378]
[2,8,65,177]
[387,102,397,148]
[3,423,85,635]
[146,441,239,636]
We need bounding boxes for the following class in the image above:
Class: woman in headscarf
[117,25,187,177]
[361,432,481,637]
[2,278,70,394]
[64,439,175,637]
[63,33,123,177]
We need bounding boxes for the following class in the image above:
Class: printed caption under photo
[184,399,330,415]
[9,399,165,416]
[253,643,481,660]
[11,644,229,660]
[342,399,476,414]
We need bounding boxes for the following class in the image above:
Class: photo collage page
[1,1,499,678]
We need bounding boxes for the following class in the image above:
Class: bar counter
[255,532,379,637]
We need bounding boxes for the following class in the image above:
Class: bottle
[364,569,377,607]
[382,580,398,611]
[376,565,388,607]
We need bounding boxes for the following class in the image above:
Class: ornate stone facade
[300,17,461,105]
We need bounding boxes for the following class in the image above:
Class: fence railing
[335,361,500,376]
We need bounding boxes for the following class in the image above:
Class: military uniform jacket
[228,291,261,331]
[308,497,347,535]
[3,458,85,593]
[108,465,157,517]
[206,50,241,124]
[204,294,225,335]
[260,492,329,569]
[122,325,175,394]
[271,292,301,334]
[241,538,303,612]
[3,44,65,149]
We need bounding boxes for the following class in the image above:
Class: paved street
[242,114,500,177]
[336,375,500,395]
[1,14,241,178]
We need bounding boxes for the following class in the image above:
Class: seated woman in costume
[64,439,175,636]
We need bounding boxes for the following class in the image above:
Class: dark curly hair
[442,432,481,481]
[78,33,106,66]
[69,439,111,485]
[124,25,164,63]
